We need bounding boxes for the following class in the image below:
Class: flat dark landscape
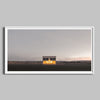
[8,61,91,71]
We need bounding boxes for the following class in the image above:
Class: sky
[8,29,92,61]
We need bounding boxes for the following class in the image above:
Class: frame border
[4,26,95,75]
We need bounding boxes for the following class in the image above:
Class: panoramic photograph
[5,27,93,74]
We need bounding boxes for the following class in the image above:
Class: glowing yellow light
[43,59,56,65]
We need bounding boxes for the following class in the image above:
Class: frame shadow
[3,27,5,74]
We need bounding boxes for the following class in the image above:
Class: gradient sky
[8,29,91,61]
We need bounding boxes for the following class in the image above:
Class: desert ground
[8,61,91,71]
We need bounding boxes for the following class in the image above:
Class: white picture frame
[4,26,94,74]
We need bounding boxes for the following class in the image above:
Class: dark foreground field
[8,61,91,71]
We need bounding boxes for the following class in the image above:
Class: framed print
[4,26,94,74]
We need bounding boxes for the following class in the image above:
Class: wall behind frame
[0,0,99,100]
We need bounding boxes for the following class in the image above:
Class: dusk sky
[8,29,91,61]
